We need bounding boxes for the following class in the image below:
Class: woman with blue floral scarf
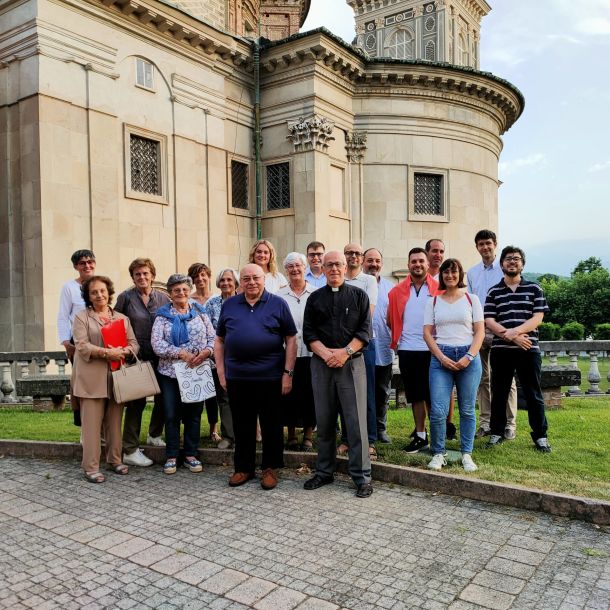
[152,274,215,474]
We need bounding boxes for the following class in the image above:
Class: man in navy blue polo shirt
[215,263,297,489]
[484,246,551,452]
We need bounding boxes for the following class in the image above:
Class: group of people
[58,229,551,495]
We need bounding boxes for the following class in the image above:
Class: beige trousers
[478,341,517,431]
[80,397,123,473]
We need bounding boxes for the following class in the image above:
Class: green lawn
[1,396,609,501]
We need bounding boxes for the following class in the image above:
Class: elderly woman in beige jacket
[72,275,139,483]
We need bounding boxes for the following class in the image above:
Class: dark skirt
[282,357,316,428]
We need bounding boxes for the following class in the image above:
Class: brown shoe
[228,471,255,487]
[260,468,278,490]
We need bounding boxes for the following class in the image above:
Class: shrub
[594,323,610,340]
[539,322,561,341]
[561,321,585,340]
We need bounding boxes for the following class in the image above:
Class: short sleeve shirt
[216,290,297,381]
[484,279,549,351]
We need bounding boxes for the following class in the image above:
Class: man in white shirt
[343,243,378,456]
[57,249,97,360]
[467,230,517,439]
[363,248,395,444]
[304,241,327,288]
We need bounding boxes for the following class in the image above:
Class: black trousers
[490,349,548,441]
[227,379,284,473]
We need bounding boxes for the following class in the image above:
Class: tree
[537,273,559,284]
[572,256,603,276]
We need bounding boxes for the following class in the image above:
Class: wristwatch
[345,346,355,356]
[284,369,294,377]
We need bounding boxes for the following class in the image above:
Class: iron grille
[266,162,290,210]
[425,40,435,61]
[130,135,161,195]
[414,173,442,215]
[231,161,249,209]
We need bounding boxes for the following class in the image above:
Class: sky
[302,0,610,275]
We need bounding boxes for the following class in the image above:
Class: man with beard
[484,246,551,452]
[387,248,439,453]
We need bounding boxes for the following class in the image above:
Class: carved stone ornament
[345,131,367,163]
[287,115,336,152]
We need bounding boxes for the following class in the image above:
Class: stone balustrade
[539,341,610,396]
[0,352,70,407]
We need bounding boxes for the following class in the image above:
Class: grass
[1,395,610,501]
[543,355,609,393]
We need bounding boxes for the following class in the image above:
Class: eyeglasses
[344,251,363,257]
[77,260,95,267]
[307,252,324,258]
[285,264,304,271]
[504,256,523,263]
[324,262,344,269]
[241,275,263,283]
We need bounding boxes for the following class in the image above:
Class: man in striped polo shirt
[483,246,552,452]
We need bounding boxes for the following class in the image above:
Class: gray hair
[283,252,307,268]
[215,268,240,289]
[166,273,193,290]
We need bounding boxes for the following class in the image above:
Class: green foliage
[539,322,561,341]
[572,256,603,276]
[537,273,560,284]
[594,323,610,340]
[542,267,610,335]
[561,321,585,340]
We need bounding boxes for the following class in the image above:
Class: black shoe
[377,431,392,444]
[485,434,504,449]
[355,483,373,498]
[446,422,457,441]
[404,434,428,453]
[534,437,552,453]
[303,474,334,490]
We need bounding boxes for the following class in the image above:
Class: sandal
[84,471,105,483]
[369,446,378,461]
[301,438,314,452]
[210,431,221,442]
[337,443,349,456]
[286,437,300,451]
[108,463,129,475]
[163,458,177,475]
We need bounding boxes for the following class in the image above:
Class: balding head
[344,243,364,271]
[323,251,347,287]
[239,263,265,301]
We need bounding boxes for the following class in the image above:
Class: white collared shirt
[277,282,317,357]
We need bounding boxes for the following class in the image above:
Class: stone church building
[0,0,523,350]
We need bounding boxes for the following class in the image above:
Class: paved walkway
[0,457,609,610]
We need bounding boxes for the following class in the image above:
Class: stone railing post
[547,351,558,365]
[54,357,68,376]
[16,359,33,402]
[586,351,603,395]
[33,355,50,375]
[0,361,16,402]
[567,351,582,396]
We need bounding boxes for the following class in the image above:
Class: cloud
[499,154,547,176]
[588,159,610,173]
[575,17,610,34]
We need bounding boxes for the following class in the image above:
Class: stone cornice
[262,29,524,133]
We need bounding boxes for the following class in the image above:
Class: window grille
[136,58,154,89]
[231,161,249,209]
[425,40,435,61]
[386,29,414,59]
[414,173,442,215]
[425,17,435,32]
[130,135,161,195]
[266,162,290,210]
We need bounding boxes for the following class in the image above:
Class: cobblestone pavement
[0,457,609,610]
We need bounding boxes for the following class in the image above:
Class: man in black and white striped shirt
[483,246,552,452]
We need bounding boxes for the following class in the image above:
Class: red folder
[100,319,128,371]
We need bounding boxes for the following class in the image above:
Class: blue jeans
[158,374,203,459]
[429,345,482,455]
[363,339,377,443]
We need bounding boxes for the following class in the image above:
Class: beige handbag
[112,355,160,404]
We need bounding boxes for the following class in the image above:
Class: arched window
[386,28,414,59]
[425,40,435,61]
[458,33,468,65]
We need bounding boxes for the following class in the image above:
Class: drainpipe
[253,22,262,240]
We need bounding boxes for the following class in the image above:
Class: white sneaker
[427,453,447,471]
[123,449,153,467]
[462,453,478,473]
[504,428,516,440]
[147,435,166,447]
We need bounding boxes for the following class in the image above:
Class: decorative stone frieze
[287,114,335,152]
[345,131,367,163]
